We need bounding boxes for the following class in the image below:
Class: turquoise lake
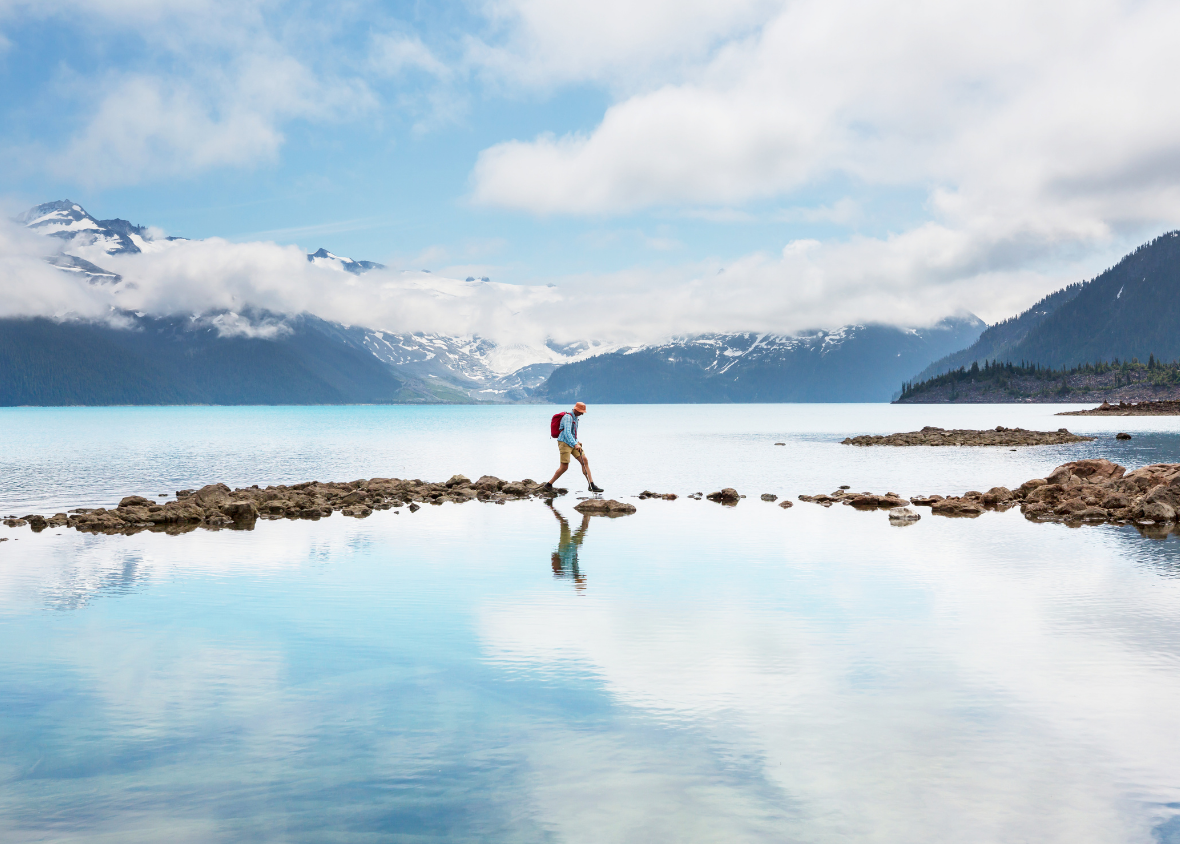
[3,404,1180,843]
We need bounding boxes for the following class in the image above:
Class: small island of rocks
[841,426,1094,447]
[1058,400,1180,416]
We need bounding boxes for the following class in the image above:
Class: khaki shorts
[558,441,583,464]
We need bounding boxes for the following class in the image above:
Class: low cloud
[0,213,1120,346]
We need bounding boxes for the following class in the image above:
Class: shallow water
[3,404,1180,843]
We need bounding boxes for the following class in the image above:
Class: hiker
[545,401,603,493]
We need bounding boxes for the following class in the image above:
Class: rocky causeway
[6,459,1180,538]
[842,426,1095,446]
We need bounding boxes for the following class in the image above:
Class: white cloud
[468,0,1180,319]
[0,208,1108,345]
[1,0,376,186]
[370,33,450,78]
[468,0,774,90]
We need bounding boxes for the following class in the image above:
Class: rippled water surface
[3,404,1180,843]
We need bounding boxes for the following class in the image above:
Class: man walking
[545,401,603,493]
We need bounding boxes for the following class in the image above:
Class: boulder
[982,487,1013,505]
[930,497,984,517]
[1116,432,1132,440]
[888,507,921,523]
[191,483,232,507]
[760,493,778,502]
[445,474,471,488]
[778,500,793,509]
[574,499,637,517]
[221,501,259,522]
[1136,500,1177,522]
[118,495,154,508]
[706,488,740,505]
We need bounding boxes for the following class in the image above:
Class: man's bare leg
[576,452,594,485]
[548,461,569,486]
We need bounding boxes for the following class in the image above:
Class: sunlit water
[3,404,1180,843]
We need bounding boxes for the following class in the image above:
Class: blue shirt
[558,412,579,447]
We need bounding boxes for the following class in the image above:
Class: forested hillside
[0,315,413,406]
[911,231,1180,385]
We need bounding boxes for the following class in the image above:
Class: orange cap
[574,401,587,413]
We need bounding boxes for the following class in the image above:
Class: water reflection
[548,505,589,590]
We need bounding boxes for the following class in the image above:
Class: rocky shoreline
[1058,400,1180,416]
[841,426,1094,447]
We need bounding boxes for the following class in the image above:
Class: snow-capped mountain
[307,247,385,275]
[349,330,614,400]
[539,319,987,403]
[44,254,122,284]
[13,199,988,404]
[19,199,182,255]
[16,200,611,402]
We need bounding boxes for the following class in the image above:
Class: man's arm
[558,413,578,446]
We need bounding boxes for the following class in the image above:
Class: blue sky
[3,0,1180,339]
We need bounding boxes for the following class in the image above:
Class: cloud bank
[0,213,1103,344]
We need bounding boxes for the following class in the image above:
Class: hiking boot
[541,482,554,492]
[588,482,604,493]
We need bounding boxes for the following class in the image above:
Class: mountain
[18,199,184,255]
[11,198,991,405]
[0,313,417,406]
[351,331,613,401]
[911,283,1084,382]
[307,248,385,275]
[537,317,986,403]
[910,230,1180,384]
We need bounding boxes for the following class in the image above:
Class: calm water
[3,404,1180,843]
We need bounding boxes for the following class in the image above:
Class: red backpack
[550,411,569,438]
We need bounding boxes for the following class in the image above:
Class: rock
[760,493,777,501]
[888,507,921,523]
[638,490,677,500]
[1116,432,1132,440]
[1054,498,1089,515]
[839,485,850,490]
[1100,492,1131,510]
[982,486,1013,505]
[118,495,154,508]
[574,498,637,517]
[1136,500,1176,522]
[408,503,420,512]
[3,518,27,527]
[930,497,984,517]
[774,442,786,446]
[778,500,793,509]
[445,474,470,488]
[705,488,740,505]
[909,495,944,506]
[844,493,909,508]
[221,501,259,522]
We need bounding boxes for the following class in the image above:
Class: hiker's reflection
[549,505,589,590]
